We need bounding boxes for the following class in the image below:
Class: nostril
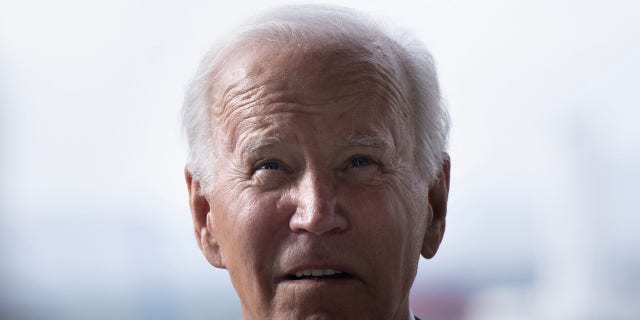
[288,209,347,235]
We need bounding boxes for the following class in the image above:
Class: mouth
[283,268,354,281]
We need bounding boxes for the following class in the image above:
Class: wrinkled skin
[186,41,449,320]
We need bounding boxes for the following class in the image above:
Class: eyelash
[258,161,280,170]
[253,155,378,173]
[349,156,373,168]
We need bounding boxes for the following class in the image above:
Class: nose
[289,170,348,235]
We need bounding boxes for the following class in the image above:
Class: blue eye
[259,161,280,170]
[350,156,371,168]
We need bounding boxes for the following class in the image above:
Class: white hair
[182,4,449,193]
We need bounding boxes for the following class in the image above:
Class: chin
[274,309,362,320]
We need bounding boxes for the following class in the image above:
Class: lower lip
[280,275,359,288]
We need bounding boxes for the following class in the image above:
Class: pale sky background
[1,0,639,319]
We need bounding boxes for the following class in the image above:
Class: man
[182,5,450,320]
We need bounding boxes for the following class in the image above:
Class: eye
[350,156,371,168]
[252,160,289,189]
[258,161,281,170]
[341,155,381,184]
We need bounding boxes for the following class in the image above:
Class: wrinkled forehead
[209,37,410,119]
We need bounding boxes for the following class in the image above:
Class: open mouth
[284,268,352,281]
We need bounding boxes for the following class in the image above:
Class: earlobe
[421,154,451,259]
[200,224,226,269]
[185,168,226,269]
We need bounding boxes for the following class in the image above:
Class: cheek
[217,189,285,260]
[211,189,292,309]
[341,179,426,254]
[214,188,293,280]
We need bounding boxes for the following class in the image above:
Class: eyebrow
[238,133,396,159]
[239,135,283,158]
[343,133,395,160]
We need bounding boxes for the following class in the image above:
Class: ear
[185,168,226,269]
[421,153,451,259]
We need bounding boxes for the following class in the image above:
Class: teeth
[294,269,342,278]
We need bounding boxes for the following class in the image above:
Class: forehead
[209,40,412,146]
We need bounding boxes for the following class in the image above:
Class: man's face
[194,43,435,320]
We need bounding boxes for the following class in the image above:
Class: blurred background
[1,0,639,319]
